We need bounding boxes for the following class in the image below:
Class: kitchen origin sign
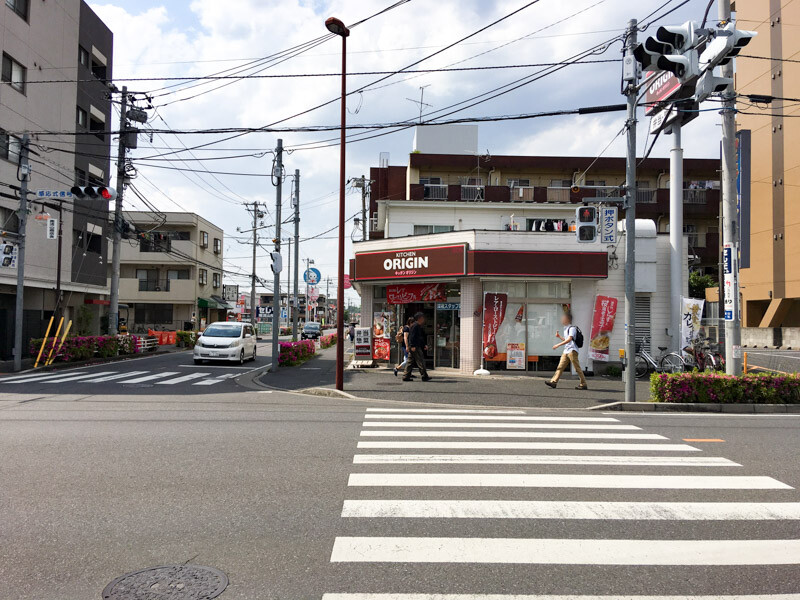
[644,71,682,115]
[354,244,466,281]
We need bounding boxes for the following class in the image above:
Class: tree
[689,270,717,300]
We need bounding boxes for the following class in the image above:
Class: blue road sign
[304,267,321,285]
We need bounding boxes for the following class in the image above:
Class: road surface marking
[366,408,527,414]
[364,414,619,422]
[1,371,89,384]
[352,454,739,466]
[347,473,791,489]
[322,594,800,599]
[193,373,239,385]
[361,421,641,430]
[357,441,699,452]
[341,500,800,519]
[683,438,725,442]
[156,373,212,385]
[121,372,181,384]
[40,372,118,383]
[360,431,666,440]
[82,371,149,383]
[329,537,800,564]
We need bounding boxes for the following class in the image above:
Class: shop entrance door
[403,302,436,370]
[435,305,459,368]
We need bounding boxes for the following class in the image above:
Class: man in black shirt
[403,312,431,382]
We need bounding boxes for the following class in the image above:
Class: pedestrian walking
[348,323,355,343]
[545,311,588,390]
[394,317,414,377]
[402,312,431,382]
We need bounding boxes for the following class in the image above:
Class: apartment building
[735,0,800,336]
[351,126,720,374]
[117,212,225,333]
[0,0,113,360]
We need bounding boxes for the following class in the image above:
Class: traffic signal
[70,186,117,200]
[270,251,283,275]
[576,206,597,244]
[699,22,757,71]
[633,21,700,83]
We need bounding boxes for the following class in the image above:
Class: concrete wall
[743,327,800,349]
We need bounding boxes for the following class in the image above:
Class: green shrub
[605,365,622,378]
[651,371,800,404]
[176,330,197,348]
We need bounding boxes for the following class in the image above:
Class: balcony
[636,188,720,219]
[461,185,485,201]
[423,184,449,200]
[691,231,720,264]
[138,279,172,292]
[546,187,570,203]
[120,278,197,303]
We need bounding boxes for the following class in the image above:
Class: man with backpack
[545,311,587,390]
[403,312,431,382]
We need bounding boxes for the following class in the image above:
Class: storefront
[351,230,647,375]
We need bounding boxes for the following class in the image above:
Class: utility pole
[249,201,259,329]
[360,175,368,241]
[719,0,741,374]
[326,277,331,325]
[108,86,128,336]
[12,134,30,372]
[54,199,64,320]
[304,257,313,323]
[669,124,683,353]
[270,139,283,373]
[292,170,300,341]
[623,20,638,403]
[285,236,291,330]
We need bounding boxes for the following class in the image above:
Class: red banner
[588,295,618,362]
[387,283,447,305]
[482,293,508,360]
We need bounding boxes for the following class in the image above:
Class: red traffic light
[578,207,596,223]
[99,187,113,200]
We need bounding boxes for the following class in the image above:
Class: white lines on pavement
[178,365,252,369]
[351,454,740,466]
[347,473,791,489]
[364,415,619,422]
[341,500,800,520]
[361,422,641,430]
[360,431,665,440]
[365,409,527,414]
[41,372,118,383]
[193,373,240,386]
[357,441,699,452]
[329,537,800,565]
[83,371,149,383]
[1,371,87,384]
[121,372,181,384]
[322,594,800,599]
[156,373,211,385]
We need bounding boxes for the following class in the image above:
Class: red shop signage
[354,244,466,281]
[482,292,508,360]
[387,283,447,305]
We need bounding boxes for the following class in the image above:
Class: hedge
[176,330,198,348]
[320,333,338,349]
[651,371,800,404]
[29,335,140,363]
[279,340,316,366]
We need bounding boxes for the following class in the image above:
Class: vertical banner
[681,297,705,353]
[482,292,508,360]
[588,295,619,362]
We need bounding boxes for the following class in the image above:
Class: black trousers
[403,347,429,379]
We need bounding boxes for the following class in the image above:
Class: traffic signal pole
[623,20,638,403]
[12,134,30,372]
[250,201,259,329]
[271,139,283,373]
[108,86,127,336]
[670,124,684,353]
[293,170,300,341]
[719,0,742,374]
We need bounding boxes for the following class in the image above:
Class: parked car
[194,322,257,365]
[301,322,321,340]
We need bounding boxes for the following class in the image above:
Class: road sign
[600,207,617,244]
[304,267,321,285]
[36,190,72,200]
[308,286,319,303]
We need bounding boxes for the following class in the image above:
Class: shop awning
[198,297,223,309]
[211,295,233,310]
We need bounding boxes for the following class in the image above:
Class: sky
[88,0,724,306]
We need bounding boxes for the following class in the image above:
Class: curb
[592,401,800,414]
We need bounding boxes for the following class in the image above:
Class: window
[213,238,221,254]
[167,269,190,280]
[199,269,208,285]
[200,231,209,248]
[508,178,531,188]
[413,225,454,235]
[6,0,28,20]
[78,46,89,68]
[89,117,104,141]
[166,230,190,241]
[139,233,170,253]
[76,107,87,128]
[419,177,442,185]
[0,130,21,163]
[2,53,25,94]
[74,168,87,186]
[90,59,107,80]
[134,303,174,325]
[0,206,19,233]
[85,231,102,254]
[212,273,221,288]
[88,173,103,187]
[586,180,606,187]
[550,179,572,188]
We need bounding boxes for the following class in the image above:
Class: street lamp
[326,16,349,392]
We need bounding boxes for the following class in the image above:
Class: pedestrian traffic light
[70,186,117,200]
[633,21,700,83]
[576,206,597,244]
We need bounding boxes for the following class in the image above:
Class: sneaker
[393,367,398,377]
[576,384,588,390]
[402,377,413,382]
[421,376,432,382]
[544,381,557,389]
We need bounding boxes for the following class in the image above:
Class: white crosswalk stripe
[0,369,243,387]
[323,407,800,597]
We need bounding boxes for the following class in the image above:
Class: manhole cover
[102,565,228,599]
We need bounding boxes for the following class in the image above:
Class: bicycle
[634,336,686,379]
[684,336,725,372]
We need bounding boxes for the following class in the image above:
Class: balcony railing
[510,186,535,202]
[684,189,709,204]
[423,184,448,200]
[637,189,658,203]
[461,185,485,201]
[138,279,171,292]
[546,187,570,203]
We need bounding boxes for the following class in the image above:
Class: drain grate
[102,565,228,599]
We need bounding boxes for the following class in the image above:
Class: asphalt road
[1,385,800,599]
[745,348,800,374]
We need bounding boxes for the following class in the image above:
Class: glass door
[435,306,459,368]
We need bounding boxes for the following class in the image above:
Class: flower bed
[320,332,337,349]
[176,330,198,348]
[651,372,800,404]
[279,339,316,366]
[29,335,140,363]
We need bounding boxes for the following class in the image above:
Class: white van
[194,322,257,365]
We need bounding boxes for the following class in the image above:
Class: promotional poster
[588,295,619,362]
[482,293,508,360]
[681,297,705,354]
